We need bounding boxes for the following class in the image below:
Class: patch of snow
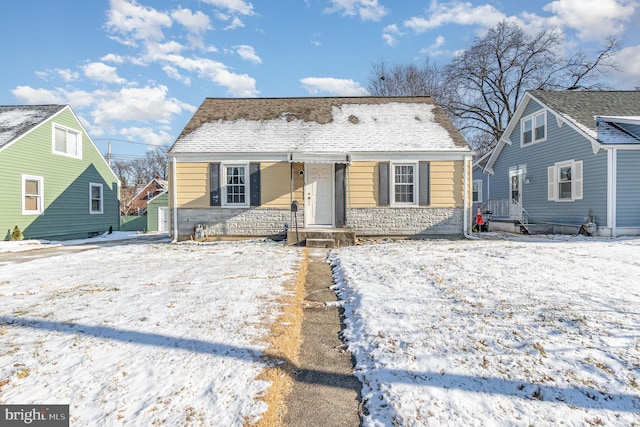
[173,103,466,154]
[330,237,640,426]
[0,240,302,425]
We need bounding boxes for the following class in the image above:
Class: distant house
[480,90,640,236]
[147,191,169,232]
[167,96,474,244]
[124,177,168,216]
[0,105,120,240]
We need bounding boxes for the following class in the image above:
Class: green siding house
[0,105,120,241]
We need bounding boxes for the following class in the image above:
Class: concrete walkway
[284,249,362,427]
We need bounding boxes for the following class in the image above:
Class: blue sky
[1,0,639,161]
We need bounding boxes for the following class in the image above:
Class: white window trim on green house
[391,162,417,206]
[472,179,483,203]
[521,110,546,146]
[547,160,583,202]
[222,163,249,207]
[52,122,82,159]
[22,174,44,215]
[90,183,103,214]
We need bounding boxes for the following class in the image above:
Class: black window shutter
[250,162,261,206]
[379,162,390,206]
[210,162,221,206]
[419,161,430,206]
[335,163,346,227]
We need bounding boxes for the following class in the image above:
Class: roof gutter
[171,158,178,243]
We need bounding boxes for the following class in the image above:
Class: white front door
[305,163,334,227]
[158,207,169,232]
[509,171,523,219]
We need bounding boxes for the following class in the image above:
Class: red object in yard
[476,206,483,226]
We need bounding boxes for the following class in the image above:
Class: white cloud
[163,55,258,96]
[119,126,175,147]
[609,44,640,89]
[235,45,262,64]
[106,0,172,44]
[83,62,127,84]
[162,65,192,85]
[101,53,126,63]
[201,0,254,16]
[91,85,191,126]
[420,35,447,56]
[543,0,636,40]
[383,24,401,47]
[58,69,81,82]
[171,8,211,34]
[326,0,388,21]
[404,1,507,32]
[224,16,245,30]
[12,86,64,104]
[300,77,369,96]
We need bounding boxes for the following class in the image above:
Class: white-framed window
[52,123,82,158]
[223,164,249,206]
[22,175,44,215]
[89,183,103,214]
[472,179,483,203]
[547,160,583,202]
[391,163,417,205]
[521,110,546,145]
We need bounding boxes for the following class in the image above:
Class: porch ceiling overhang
[288,152,351,164]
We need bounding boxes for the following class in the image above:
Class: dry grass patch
[249,248,308,427]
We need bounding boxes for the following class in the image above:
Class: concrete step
[306,238,335,248]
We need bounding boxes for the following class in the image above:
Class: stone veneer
[176,207,464,239]
[346,207,463,236]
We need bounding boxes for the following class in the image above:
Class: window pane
[560,166,571,181]
[394,165,414,203]
[92,200,101,211]
[535,125,545,140]
[55,128,66,152]
[25,196,38,211]
[67,131,78,155]
[92,186,101,199]
[523,130,532,144]
[559,182,572,199]
[25,180,39,195]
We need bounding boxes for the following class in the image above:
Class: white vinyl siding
[547,160,583,202]
[22,175,44,215]
[521,110,546,146]
[52,123,82,158]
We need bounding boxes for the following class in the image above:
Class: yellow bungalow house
[167,96,474,244]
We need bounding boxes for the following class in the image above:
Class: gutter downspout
[171,157,178,243]
[463,155,475,239]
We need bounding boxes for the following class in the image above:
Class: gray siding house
[0,105,120,240]
[480,90,640,236]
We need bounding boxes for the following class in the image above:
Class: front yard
[1,234,639,426]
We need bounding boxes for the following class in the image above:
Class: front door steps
[286,228,356,247]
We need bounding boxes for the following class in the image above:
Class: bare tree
[368,21,621,151]
[111,146,169,214]
[368,58,444,97]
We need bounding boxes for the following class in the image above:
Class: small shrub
[10,226,23,241]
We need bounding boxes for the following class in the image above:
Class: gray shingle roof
[170,96,471,155]
[528,90,640,134]
[0,105,66,149]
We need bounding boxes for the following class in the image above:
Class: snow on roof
[170,97,471,155]
[596,116,640,145]
[0,105,66,149]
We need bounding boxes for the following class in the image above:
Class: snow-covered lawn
[0,239,301,426]
[330,235,640,426]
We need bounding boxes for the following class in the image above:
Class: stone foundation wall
[176,208,294,239]
[346,207,464,236]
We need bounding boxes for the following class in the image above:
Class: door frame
[158,206,169,232]
[304,163,335,228]
[509,169,524,219]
